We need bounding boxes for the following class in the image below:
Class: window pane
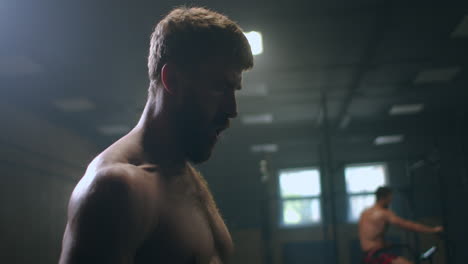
[345,164,386,194]
[279,169,321,198]
[348,194,375,222]
[281,198,321,226]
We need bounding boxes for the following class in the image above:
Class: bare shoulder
[361,206,389,222]
[94,163,162,197]
[374,207,397,224]
[361,207,371,215]
[381,208,395,217]
[91,164,155,202]
[67,163,163,242]
[360,206,375,218]
[60,164,161,263]
[383,208,399,221]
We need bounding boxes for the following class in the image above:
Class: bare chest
[134,173,233,264]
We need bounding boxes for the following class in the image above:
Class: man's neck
[133,94,186,170]
[375,202,388,209]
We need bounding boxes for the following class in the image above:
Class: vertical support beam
[405,159,421,259]
[259,158,273,264]
[436,166,450,263]
[434,150,452,264]
[320,89,340,264]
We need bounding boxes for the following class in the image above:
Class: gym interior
[1,1,468,263]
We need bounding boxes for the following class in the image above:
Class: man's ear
[161,63,178,94]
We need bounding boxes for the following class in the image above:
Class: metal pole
[259,158,273,264]
[320,90,339,264]
[435,110,453,264]
[434,158,451,264]
[405,158,421,259]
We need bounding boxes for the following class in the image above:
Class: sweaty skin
[59,60,243,264]
[359,205,392,252]
[59,134,233,264]
[359,201,442,264]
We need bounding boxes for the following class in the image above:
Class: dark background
[1,0,468,263]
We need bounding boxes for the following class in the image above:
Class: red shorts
[363,249,398,264]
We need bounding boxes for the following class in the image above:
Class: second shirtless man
[59,7,253,264]
[359,187,443,264]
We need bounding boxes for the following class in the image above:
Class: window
[279,168,322,227]
[345,163,387,222]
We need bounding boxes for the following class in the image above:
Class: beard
[184,127,214,164]
[174,101,216,164]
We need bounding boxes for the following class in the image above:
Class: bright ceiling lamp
[389,104,424,116]
[413,67,460,84]
[241,113,273,125]
[250,143,278,153]
[244,31,263,55]
[0,55,43,76]
[374,135,404,146]
[53,97,95,112]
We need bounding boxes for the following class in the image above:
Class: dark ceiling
[1,0,468,163]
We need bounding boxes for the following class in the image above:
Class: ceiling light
[0,55,43,76]
[53,97,95,112]
[241,113,273,125]
[451,15,468,38]
[98,125,130,136]
[244,31,263,55]
[237,83,268,97]
[250,144,278,153]
[389,104,424,115]
[413,67,460,84]
[374,135,404,146]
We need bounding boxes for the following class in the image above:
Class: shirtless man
[359,187,443,264]
[59,7,253,264]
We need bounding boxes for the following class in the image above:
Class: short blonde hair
[147,7,254,96]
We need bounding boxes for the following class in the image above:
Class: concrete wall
[0,103,97,263]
